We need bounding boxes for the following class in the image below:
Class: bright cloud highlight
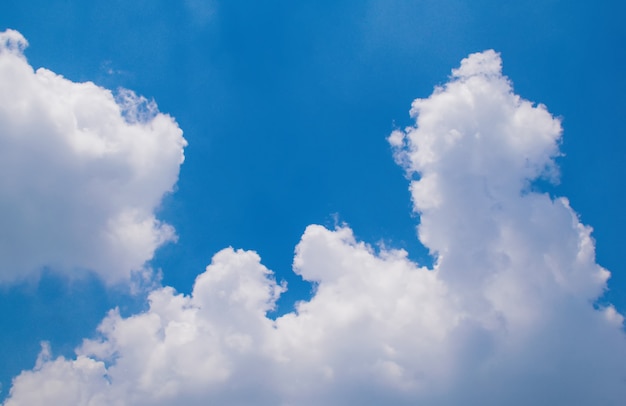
[0,29,186,283]
[4,49,625,405]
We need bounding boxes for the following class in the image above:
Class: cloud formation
[5,50,626,405]
[0,29,186,283]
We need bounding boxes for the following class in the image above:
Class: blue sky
[1,1,625,404]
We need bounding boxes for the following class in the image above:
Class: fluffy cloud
[4,50,626,405]
[0,29,186,283]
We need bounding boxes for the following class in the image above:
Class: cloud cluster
[5,50,626,405]
[0,29,186,283]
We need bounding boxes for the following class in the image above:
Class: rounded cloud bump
[4,50,626,405]
[0,29,187,283]
[0,29,28,55]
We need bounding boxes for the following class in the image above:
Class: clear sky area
[1,1,625,404]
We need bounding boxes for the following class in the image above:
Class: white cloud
[4,50,626,405]
[0,29,186,283]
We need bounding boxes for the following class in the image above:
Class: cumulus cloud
[0,29,186,283]
[5,50,626,405]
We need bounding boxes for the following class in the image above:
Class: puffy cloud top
[0,29,187,283]
[4,49,626,405]
[452,49,502,78]
[0,29,28,55]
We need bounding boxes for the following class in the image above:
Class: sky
[0,1,625,404]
